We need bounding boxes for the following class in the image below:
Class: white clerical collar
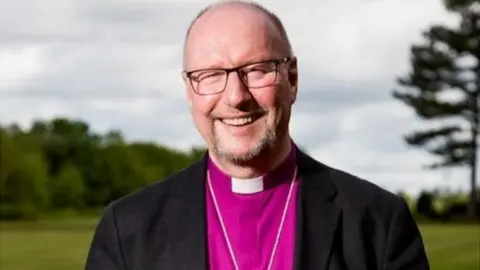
[231,176,264,194]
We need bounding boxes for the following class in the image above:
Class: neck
[209,136,293,179]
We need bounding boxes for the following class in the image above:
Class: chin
[214,135,274,164]
[215,140,256,160]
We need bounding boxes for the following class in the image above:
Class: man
[85,1,430,269]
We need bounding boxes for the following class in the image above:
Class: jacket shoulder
[299,149,403,215]
[103,160,203,223]
[299,149,401,210]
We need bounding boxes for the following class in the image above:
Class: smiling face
[183,4,298,169]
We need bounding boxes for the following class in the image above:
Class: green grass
[0,219,478,270]
[420,223,480,270]
[0,218,97,270]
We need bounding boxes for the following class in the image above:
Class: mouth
[218,112,265,127]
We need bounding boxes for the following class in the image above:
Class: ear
[181,72,193,109]
[181,71,189,84]
[287,57,298,104]
[185,88,194,110]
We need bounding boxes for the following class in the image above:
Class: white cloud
[0,98,75,129]
[0,46,46,89]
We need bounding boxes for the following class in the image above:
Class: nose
[222,71,255,110]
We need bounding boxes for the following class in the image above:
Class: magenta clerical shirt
[206,147,299,270]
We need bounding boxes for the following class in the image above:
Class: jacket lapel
[163,156,209,270]
[294,150,342,270]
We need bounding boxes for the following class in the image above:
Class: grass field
[0,219,479,270]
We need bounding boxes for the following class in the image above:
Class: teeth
[221,117,254,126]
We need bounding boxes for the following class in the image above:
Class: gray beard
[212,126,277,166]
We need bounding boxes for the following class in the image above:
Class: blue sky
[1,0,471,195]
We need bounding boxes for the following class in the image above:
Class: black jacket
[85,149,430,270]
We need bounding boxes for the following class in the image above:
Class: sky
[0,0,472,195]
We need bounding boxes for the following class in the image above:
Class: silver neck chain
[207,167,297,270]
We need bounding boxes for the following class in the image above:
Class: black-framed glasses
[182,57,292,95]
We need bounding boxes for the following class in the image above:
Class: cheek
[191,94,217,115]
[270,87,294,124]
[190,96,218,130]
[256,85,292,112]
[252,88,277,109]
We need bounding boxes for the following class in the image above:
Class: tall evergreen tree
[393,0,479,218]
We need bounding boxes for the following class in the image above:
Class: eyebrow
[186,54,282,73]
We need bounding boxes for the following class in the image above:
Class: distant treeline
[0,117,205,220]
[399,190,480,222]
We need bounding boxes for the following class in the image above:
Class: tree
[49,163,85,209]
[0,130,50,220]
[392,0,479,218]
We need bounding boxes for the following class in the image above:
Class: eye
[244,62,276,79]
[191,70,224,82]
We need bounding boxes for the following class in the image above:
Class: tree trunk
[468,122,477,219]
[468,60,479,219]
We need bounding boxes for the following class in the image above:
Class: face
[183,6,298,165]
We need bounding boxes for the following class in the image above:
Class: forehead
[184,5,283,70]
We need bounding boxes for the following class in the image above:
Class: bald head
[182,1,293,69]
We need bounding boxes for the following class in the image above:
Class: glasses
[182,57,292,95]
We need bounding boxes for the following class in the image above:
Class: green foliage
[50,163,85,209]
[0,129,50,220]
[393,0,479,218]
[398,188,480,222]
[0,117,206,220]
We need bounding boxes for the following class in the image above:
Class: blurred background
[0,0,479,269]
